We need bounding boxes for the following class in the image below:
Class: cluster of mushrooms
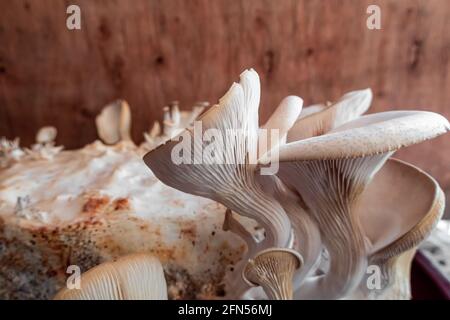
[0,126,63,167]
[55,69,449,300]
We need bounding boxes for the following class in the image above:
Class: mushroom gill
[256,173,322,290]
[243,248,302,300]
[54,253,167,300]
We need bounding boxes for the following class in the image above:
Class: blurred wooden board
[0,0,449,216]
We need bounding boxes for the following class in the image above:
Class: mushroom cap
[261,96,303,136]
[95,100,131,144]
[287,89,372,142]
[264,110,450,162]
[143,69,261,196]
[54,253,167,300]
[36,126,57,144]
[297,103,327,120]
[358,158,445,257]
[242,248,303,287]
[259,95,302,154]
[242,248,303,300]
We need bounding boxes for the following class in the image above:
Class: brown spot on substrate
[113,198,130,211]
[82,196,110,215]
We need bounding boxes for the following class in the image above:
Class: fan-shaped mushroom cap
[287,89,372,142]
[243,248,303,300]
[267,110,450,163]
[144,69,292,248]
[54,254,167,300]
[36,126,57,144]
[144,69,261,198]
[95,100,132,144]
[359,158,445,257]
[347,158,445,299]
[260,96,302,150]
[297,103,327,119]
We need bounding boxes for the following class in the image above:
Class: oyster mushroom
[144,69,298,249]
[0,137,25,168]
[351,158,445,299]
[54,254,167,300]
[144,69,303,298]
[95,100,132,144]
[266,111,449,299]
[143,68,449,300]
[25,126,63,160]
[36,126,57,144]
[255,90,374,291]
[242,248,303,300]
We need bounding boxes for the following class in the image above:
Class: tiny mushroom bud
[95,100,132,144]
[243,248,303,300]
[171,101,181,126]
[149,121,161,138]
[36,126,57,144]
[162,106,176,137]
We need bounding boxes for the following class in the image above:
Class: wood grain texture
[0,0,449,215]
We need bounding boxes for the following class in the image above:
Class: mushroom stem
[257,174,322,288]
[279,153,393,299]
[222,209,262,298]
[360,248,416,300]
[283,202,322,288]
[149,121,161,138]
[243,248,302,300]
[224,178,292,248]
[223,209,258,253]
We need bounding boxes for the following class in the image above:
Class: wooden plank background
[0,0,449,216]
